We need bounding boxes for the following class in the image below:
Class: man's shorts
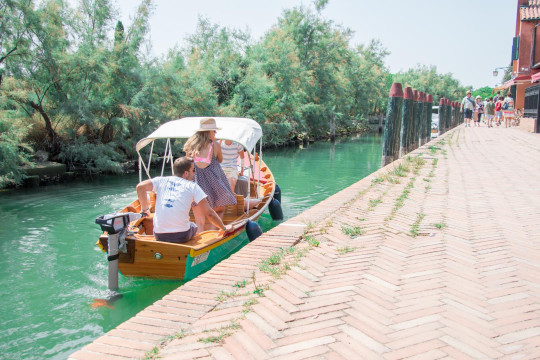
[464,109,473,119]
[222,167,238,180]
[155,222,198,243]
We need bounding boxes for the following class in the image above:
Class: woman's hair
[183,131,211,156]
[507,92,513,97]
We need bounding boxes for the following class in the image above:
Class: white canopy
[136,117,263,153]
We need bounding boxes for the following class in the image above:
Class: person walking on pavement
[485,97,495,128]
[474,95,484,127]
[461,90,475,127]
[502,92,515,128]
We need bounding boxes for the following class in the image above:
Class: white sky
[116,0,517,89]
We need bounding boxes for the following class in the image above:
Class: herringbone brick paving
[70,126,540,359]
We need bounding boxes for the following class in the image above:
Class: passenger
[219,139,245,193]
[183,118,236,230]
[219,139,264,210]
[135,157,229,243]
[502,92,515,128]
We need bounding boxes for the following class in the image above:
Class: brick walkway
[70,126,540,360]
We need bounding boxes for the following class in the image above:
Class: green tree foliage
[0,0,474,188]
[393,64,468,103]
[473,86,494,100]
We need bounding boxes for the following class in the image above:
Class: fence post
[425,94,433,144]
[382,83,404,166]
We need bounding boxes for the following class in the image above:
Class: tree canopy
[0,0,474,188]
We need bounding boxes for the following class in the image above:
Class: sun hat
[476,95,482,99]
[196,118,221,132]
[466,90,471,94]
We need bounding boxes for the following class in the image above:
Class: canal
[0,133,382,359]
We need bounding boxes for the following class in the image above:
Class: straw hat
[196,118,221,132]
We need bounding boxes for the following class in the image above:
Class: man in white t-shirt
[460,90,475,127]
[136,157,229,243]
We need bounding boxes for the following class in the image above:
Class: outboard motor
[95,212,141,291]
[246,219,262,242]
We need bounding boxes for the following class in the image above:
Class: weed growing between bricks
[410,212,426,237]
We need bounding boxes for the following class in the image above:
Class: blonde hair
[183,131,212,156]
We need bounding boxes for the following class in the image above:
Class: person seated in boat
[219,139,262,210]
[183,118,237,229]
[136,156,230,244]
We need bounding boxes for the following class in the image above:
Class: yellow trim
[189,234,236,257]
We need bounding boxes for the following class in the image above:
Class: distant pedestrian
[502,92,515,128]
[495,97,504,126]
[474,95,484,127]
[460,90,475,127]
[493,91,502,103]
[485,97,495,128]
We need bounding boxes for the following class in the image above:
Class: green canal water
[0,133,382,359]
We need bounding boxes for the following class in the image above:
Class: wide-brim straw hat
[196,118,221,132]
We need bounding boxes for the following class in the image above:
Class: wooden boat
[96,117,281,281]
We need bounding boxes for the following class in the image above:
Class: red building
[498,0,540,131]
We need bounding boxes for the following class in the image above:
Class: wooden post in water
[452,101,459,127]
[425,94,433,144]
[408,90,418,153]
[381,83,403,166]
[413,90,426,150]
[446,99,452,130]
[439,98,446,135]
[400,87,414,157]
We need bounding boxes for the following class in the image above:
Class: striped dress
[194,145,237,208]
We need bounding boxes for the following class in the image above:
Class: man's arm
[136,179,154,214]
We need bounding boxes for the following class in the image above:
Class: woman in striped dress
[502,93,515,128]
[183,118,236,229]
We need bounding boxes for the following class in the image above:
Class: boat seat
[140,213,154,235]
[224,195,245,221]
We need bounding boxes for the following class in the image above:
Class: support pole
[108,233,120,291]
[382,83,404,166]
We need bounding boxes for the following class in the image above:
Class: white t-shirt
[220,141,243,168]
[151,176,207,233]
[462,96,475,110]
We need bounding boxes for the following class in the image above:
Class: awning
[532,72,540,83]
[493,74,532,92]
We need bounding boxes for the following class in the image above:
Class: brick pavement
[70,126,540,359]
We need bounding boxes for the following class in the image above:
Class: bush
[58,137,125,174]
[0,116,33,188]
